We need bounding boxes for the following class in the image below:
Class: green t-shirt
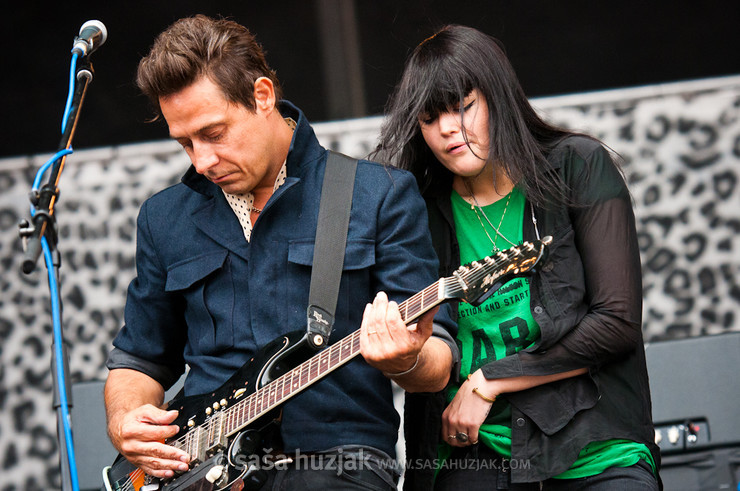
[448,187,537,455]
[440,188,656,479]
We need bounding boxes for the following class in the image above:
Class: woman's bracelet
[383,353,420,378]
[467,374,496,403]
[472,387,496,403]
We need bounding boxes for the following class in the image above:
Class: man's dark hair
[137,14,282,115]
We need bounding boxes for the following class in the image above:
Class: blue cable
[61,53,78,135]
[42,236,80,491]
[29,48,81,491]
[30,149,74,213]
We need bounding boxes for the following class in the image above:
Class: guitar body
[102,238,552,491]
[104,330,319,491]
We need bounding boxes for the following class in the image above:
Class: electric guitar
[102,237,551,491]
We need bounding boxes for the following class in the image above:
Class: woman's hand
[441,367,590,446]
[441,369,497,447]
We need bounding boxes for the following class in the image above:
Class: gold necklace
[464,181,516,253]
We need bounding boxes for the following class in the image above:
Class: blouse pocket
[165,250,235,353]
[510,374,599,435]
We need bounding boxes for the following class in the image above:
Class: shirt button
[516,418,526,427]
[534,306,544,314]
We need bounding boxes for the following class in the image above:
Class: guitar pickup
[205,413,228,457]
[181,426,205,465]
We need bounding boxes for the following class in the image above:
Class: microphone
[71,20,107,57]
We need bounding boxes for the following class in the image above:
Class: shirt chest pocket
[286,238,375,333]
[165,250,235,354]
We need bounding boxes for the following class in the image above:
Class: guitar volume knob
[205,465,225,484]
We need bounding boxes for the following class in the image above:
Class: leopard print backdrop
[1,76,738,489]
[533,78,740,341]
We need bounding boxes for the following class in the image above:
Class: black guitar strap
[306,151,358,350]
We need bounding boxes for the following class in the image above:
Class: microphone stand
[18,55,95,491]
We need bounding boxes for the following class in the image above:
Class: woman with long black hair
[375,25,660,490]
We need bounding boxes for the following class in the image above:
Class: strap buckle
[306,305,334,350]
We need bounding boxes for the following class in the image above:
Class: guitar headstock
[443,236,552,306]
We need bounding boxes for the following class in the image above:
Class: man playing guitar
[104,14,457,491]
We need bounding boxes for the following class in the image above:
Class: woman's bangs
[417,67,474,119]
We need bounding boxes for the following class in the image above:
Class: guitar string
[214,282,445,437]
[122,467,143,490]
[233,281,441,422]
[218,329,364,440]
[170,312,412,453]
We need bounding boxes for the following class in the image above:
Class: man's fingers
[416,306,439,333]
[142,408,180,425]
[139,456,189,478]
[122,440,191,476]
[115,404,190,476]
[123,422,181,444]
[120,411,181,443]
